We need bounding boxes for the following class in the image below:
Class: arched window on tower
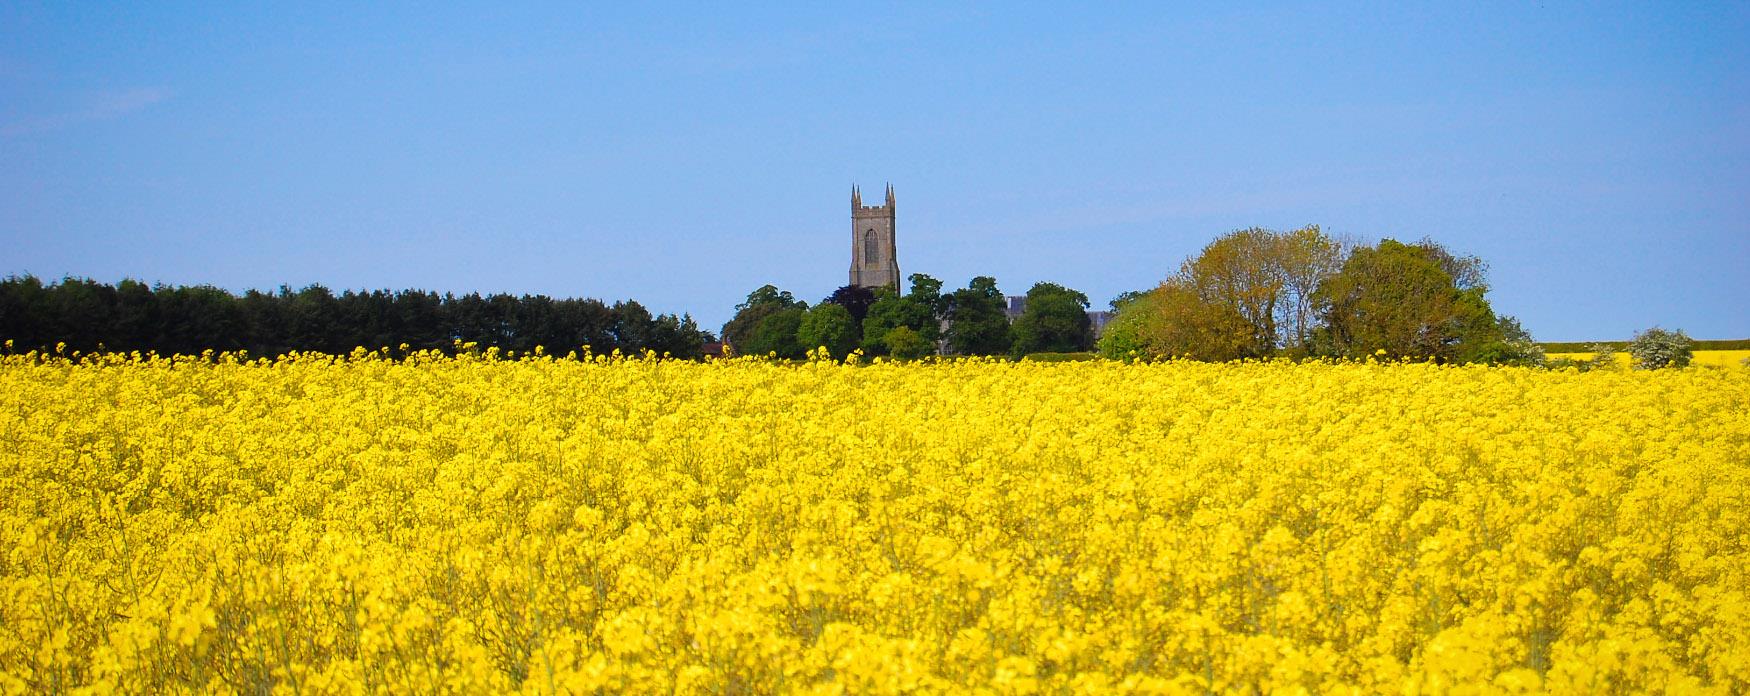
[864,230,878,266]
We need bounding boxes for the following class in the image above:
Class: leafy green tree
[822,285,877,328]
[0,275,51,351]
[860,274,948,356]
[644,313,709,359]
[943,276,1011,356]
[394,290,451,352]
[1136,279,1254,361]
[114,279,161,350]
[1462,315,1545,366]
[46,277,118,352]
[281,285,341,353]
[797,303,858,359]
[861,290,939,355]
[1108,290,1147,312]
[159,285,245,355]
[1414,237,1488,291]
[744,306,807,359]
[722,285,802,355]
[336,289,397,351]
[1629,327,1692,369]
[1009,282,1092,355]
[1097,288,1160,359]
[609,300,655,352]
[448,292,514,350]
[906,273,945,315]
[740,285,798,310]
[1313,239,1504,361]
[881,326,931,360]
[858,289,901,355]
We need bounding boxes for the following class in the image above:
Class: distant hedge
[1540,339,1750,353]
[1021,352,1100,362]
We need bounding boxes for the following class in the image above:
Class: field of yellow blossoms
[3,348,1747,693]
[1545,350,1750,371]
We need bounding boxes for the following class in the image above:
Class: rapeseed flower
[0,350,1744,692]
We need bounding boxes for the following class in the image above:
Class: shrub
[1466,338,1545,367]
[1628,327,1692,370]
[1095,291,1158,360]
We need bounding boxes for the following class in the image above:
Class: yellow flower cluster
[2,350,1746,693]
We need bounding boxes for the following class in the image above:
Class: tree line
[1097,226,1544,364]
[723,227,1549,366]
[0,275,712,358]
[6,228,1707,366]
[721,274,1097,360]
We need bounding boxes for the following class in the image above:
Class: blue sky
[2,3,1746,341]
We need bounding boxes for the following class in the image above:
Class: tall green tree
[860,274,946,356]
[1009,282,1092,355]
[394,290,450,352]
[46,278,117,351]
[858,289,903,355]
[822,285,877,328]
[114,279,160,350]
[744,306,807,359]
[609,300,655,352]
[943,276,1010,356]
[798,303,859,359]
[0,276,51,350]
[1313,239,1504,361]
[905,273,945,315]
[721,285,802,355]
[644,313,709,359]
[862,294,933,355]
[159,285,245,355]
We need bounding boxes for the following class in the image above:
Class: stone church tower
[849,184,900,290]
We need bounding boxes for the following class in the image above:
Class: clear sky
[3,3,1746,341]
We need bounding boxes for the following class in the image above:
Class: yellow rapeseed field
[3,348,1747,693]
[1545,350,1750,370]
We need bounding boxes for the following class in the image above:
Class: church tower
[849,184,900,290]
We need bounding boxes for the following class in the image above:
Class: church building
[852,184,1113,340]
[849,184,900,290]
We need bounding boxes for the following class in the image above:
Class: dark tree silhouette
[0,274,712,359]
